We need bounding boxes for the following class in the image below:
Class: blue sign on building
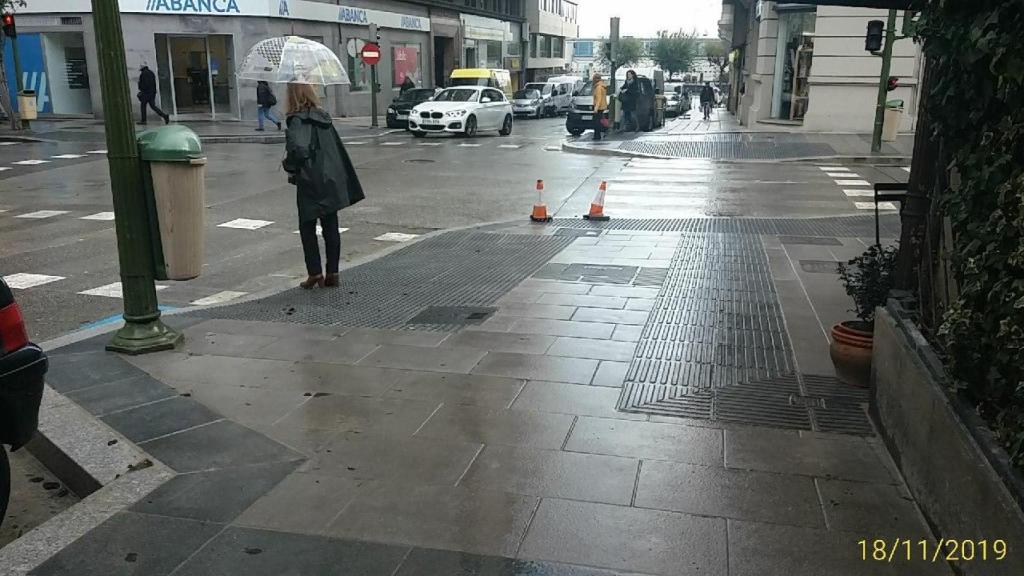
[3,33,52,114]
[145,0,241,13]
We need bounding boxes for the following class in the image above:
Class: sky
[575,0,723,39]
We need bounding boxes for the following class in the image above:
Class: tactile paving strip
[619,140,837,160]
[549,214,900,237]
[191,231,574,330]
[616,232,874,435]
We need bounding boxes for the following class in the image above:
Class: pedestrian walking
[283,83,365,289]
[399,75,416,95]
[700,81,715,121]
[137,65,169,125]
[256,81,282,131]
[591,73,607,141]
[618,69,641,132]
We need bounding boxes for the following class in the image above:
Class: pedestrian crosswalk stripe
[12,159,50,165]
[842,189,875,197]
[380,142,405,146]
[17,210,69,219]
[3,273,65,289]
[292,226,349,234]
[901,166,911,172]
[458,143,481,147]
[346,142,367,145]
[417,142,443,146]
[497,144,521,149]
[218,218,274,230]
[818,166,847,171]
[51,154,87,159]
[79,282,168,299]
[80,211,116,221]
[375,232,419,242]
[86,150,108,154]
[826,172,858,178]
[0,142,18,146]
[854,201,897,210]
[191,291,248,306]
[834,179,871,187]
[0,167,9,172]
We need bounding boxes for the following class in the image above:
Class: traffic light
[887,76,899,91]
[865,20,883,52]
[2,12,16,39]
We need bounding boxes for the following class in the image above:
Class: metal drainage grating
[779,235,843,246]
[550,215,901,237]
[619,140,837,160]
[799,260,841,274]
[554,227,602,238]
[190,231,574,330]
[406,306,497,327]
[533,263,638,285]
[633,267,669,287]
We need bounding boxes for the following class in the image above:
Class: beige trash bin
[17,90,37,121]
[137,126,206,281]
[882,100,903,142]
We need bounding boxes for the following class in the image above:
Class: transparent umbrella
[237,36,350,85]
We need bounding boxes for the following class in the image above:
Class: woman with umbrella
[240,37,363,289]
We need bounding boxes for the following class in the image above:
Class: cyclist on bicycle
[699,81,716,121]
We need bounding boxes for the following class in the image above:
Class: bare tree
[704,39,730,86]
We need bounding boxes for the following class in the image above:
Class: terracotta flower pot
[830,321,873,387]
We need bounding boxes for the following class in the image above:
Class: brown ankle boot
[324,273,339,287]
[300,275,324,289]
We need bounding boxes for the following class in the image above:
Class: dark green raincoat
[283,107,365,223]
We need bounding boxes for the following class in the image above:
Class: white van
[522,75,582,117]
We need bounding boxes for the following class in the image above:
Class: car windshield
[433,88,480,102]
[397,89,434,102]
[449,77,489,87]
[577,81,595,96]
[514,89,541,99]
[524,83,551,94]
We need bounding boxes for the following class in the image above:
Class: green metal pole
[871,9,897,153]
[370,63,378,127]
[9,34,28,130]
[91,0,180,354]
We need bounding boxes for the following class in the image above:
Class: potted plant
[832,244,898,387]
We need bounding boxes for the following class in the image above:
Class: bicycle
[701,101,713,121]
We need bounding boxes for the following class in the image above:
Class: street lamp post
[870,9,897,153]
[91,0,181,354]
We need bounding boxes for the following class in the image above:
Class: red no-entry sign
[360,43,381,66]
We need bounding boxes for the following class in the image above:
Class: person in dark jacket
[283,83,365,289]
[137,65,169,125]
[256,81,282,131]
[699,81,716,120]
[399,75,416,95]
[618,69,641,132]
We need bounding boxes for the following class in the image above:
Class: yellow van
[449,68,513,97]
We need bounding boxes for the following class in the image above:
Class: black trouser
[592,113,605,140]
[140,96,167,123]
[299,212,341,276]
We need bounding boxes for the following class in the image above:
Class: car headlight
[445,109,468,117]
[387,107,397,114]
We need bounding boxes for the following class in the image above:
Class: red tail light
[0,301,29,354]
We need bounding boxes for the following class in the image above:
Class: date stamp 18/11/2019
[859,539,1009,563]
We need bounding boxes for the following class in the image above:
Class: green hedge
[919,2,1024,468]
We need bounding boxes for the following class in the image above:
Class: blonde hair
[287,83,321,114]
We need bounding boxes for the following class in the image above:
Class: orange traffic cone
[530,179,552,223]
[584,181,610,221]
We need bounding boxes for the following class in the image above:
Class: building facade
[720,0,922,132]
[7,0,525,120]
[524,0,577,81]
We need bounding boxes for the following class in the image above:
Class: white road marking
[458,143,481,147]
[86,150,108,154]
[417,142,443,146]
[218,218,274,230]
[826,172,859,178]
[12,159,50,165]
[0,142,18,146]
[818,166,847,171]
[497,144,521,149]
[292,226,349,234]
[17,210,69,219]
[834,179,871,186]
[854,201,897,210]
[346,142,367,145]
[51,154,86,159]
[3,273,65,289]
[80,282,167,298]
[80,211,116,221]
[843,189,875,197]
[901,166,911,172]
[380,141,405,146]
[375,232,419,242]
[0,167,9,172]
[191,291,248,306]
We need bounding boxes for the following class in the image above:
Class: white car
[408,86,513,137]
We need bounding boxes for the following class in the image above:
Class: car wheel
[499,114,513,136]
[411,131,426,138]
[465,115,478,137]
[568,128,583,136]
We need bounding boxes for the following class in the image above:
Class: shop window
[392,43,422,88]
[539,35,550,58]
[345,38,370,92]
[530,34,538,58]
[553,38,563,58]
[772,11,815,120]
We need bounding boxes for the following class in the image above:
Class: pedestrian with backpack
[256,81,282,131]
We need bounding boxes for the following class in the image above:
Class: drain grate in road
[191,231,574,330]
[533,263,638,284]
[620,140,837,160]
[799,260,842,274]
[549,215,900,237]
[779,235,843,246]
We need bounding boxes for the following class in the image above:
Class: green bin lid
[886,99,905,108]
[137,125,204,162]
